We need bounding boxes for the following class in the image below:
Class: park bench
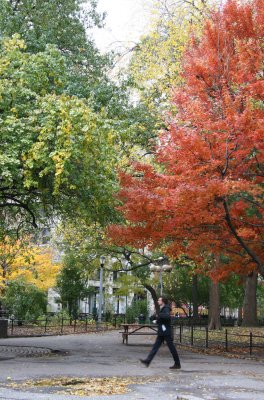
[120,323,158,345]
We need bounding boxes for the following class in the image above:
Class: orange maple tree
[108,0,264,279]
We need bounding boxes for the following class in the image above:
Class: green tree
[0,36,117,228]
[126,298,148,324]
[0,0,108,97]
[0,0,104,54]
[220,275,244,310]
[257,279,264,320]
[0,0,156,150]
[0,3,159,234]
[3,277,47,320]
[56,252,94,317]
[164,264,210,316]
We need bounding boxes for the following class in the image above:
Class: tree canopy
[129,0,211,116]
[0,36,118,229]
[108,0,264,279]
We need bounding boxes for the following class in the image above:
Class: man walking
[140,296,181,369]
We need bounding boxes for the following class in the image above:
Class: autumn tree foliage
[109,0,264,280]
[130,0,210,114]
[0,36,118,230]
[0,237,61,293]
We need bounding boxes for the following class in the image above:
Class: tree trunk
[144,284,159,314]
[223,199,264,278]
[68,301,72,317]
[237,306,243,326]
[192,274,199,319]
[208,280,221,330]
[242,271,258,326]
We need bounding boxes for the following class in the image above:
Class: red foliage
[108,0,264,279]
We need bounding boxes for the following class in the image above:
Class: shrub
[126,299,148,323]
[4,278,47,321]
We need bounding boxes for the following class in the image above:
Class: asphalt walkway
[0,330,263,400]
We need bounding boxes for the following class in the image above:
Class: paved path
[0,331,263,400]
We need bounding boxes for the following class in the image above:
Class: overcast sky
[91,0,152,52]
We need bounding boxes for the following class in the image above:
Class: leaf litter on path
[6,376,164,397]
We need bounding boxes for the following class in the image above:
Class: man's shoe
[169,364,181,369]
[140,359,150,367]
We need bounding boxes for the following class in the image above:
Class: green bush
[114,315,125,327]
[4,278,47,321]
[126,299,148,323]
[37,310,71,325]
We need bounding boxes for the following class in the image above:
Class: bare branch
[223,197,264,276]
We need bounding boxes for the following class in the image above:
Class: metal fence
[6,313,126,337]
[173,324,264,357]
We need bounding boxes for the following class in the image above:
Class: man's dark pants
[146,335,181,365]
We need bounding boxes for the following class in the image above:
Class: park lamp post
[98,255,105,323]
[149,263,172,296]
[123,250,131,312]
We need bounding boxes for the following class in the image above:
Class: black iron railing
[173,324,264,357]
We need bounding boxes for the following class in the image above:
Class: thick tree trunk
[208,280,221,330]
[242,271,258,326]
[144,284,159,314]
[192,274,199,319]
[237,306,243,326]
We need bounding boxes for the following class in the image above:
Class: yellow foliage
[2,34,27,51]
[10,247,61,291]
[130,0,209,112]
[0,239,61,292]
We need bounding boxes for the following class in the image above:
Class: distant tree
[3,278,47,320]
[8,246,61,292]
[126,298,148,324]
[257,278,264,320]
[130,0,210,115]
[0,234,60,314]
[220,274,244,310]
[0,236,27,294]
[56,252,94,317]
[164,263,210,316]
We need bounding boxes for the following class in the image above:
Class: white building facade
[47,269,135,316]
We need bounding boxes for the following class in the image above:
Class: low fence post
[85,316,88,332]
[61,317,64,334]
[205,327,208,348]
[74,319,77,332]
[44,317,48,333]
[225,329,228,352]
[172,324,176,342]
[0,319,8,338]
[191,325,194,345]
[10,318,14,336]
[179,324,182,343]
[249,332,253,356]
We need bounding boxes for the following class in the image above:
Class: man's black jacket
[157,304,172,337]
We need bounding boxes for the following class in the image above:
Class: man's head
[158,296,168,306]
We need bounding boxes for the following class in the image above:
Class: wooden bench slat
[122,332,156,335]
[120,323,159,344]
[120,332,157,335]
